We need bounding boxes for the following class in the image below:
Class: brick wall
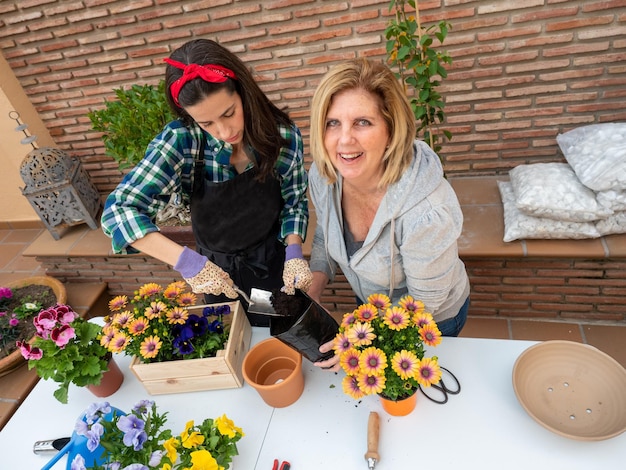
[1,0,625,196]
[464,258,626,322]
[37,253,626,322]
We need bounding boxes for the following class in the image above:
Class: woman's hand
[313,340,340,371]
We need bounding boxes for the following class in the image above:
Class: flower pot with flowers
[64,399,243,470]
[334,293,443,416]
[102,281,251,395]
[0,276,66,377]
[17,304,121,404]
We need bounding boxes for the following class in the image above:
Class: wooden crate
[130,301,251,395]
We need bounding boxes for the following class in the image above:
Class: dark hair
[165,39,292,180]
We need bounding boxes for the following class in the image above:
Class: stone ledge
[24,176,626,262]
[450,176,626,259]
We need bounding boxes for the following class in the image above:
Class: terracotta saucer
[512,340,626,441]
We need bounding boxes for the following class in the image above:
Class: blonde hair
[310,58,416,187]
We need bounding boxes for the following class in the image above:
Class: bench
[23,176,626,323]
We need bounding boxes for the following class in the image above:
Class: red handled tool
[272,458,291,470]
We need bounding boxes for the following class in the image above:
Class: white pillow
[557,123,626,191]
[595,189,626,212]
[596,211,626,236]
[498,181,601,242]
[509,162,611,222]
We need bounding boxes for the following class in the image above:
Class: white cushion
[509,162,611,222]
[498,181,601,242]
[557,123,626,191]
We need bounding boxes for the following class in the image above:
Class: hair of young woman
[165,39,292,180]
[310,58,416,188]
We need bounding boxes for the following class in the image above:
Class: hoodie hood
[308,139,469,319]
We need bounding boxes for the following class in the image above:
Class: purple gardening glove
[282,244,313,295]
[174,247,238,298]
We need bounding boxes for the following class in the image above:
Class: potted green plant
[67,399,243,470]
[333,293,443,416]
[17,303,122,404]
[102,281,251,395]
[88,81,191,238]
[0,276,66,377]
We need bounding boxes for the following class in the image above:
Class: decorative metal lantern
[12,112,101,240]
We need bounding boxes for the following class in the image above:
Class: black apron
[190,138,285,326]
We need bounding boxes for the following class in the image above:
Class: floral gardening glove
[174,247,238,298]
[282,244,313,295]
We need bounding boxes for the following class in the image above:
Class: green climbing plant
[385,0,452,153]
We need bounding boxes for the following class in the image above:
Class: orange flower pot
[87,356,124,398]
[242,337,304,408]
[379,391,418,416]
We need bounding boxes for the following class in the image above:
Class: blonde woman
[307,59,470,368]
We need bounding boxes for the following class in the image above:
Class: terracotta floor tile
[510,320,584,342]
[460,316,510,339]
[0,245,20,270]
[582,324,626,368]
[0,230,11,243]
[4,251,44,274]
[3,228,44,244]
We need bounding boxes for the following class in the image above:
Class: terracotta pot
[87,355,124,398]
[242,337,304,408]
[0,276,67,378]
[379,391,418,416]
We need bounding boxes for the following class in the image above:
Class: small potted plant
[102,281,251,394]
[0,276,66,377]
[334,293,443,416]
[17,304,121,404]
[68,399,243,470]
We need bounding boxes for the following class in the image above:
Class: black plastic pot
[270,289,339,363]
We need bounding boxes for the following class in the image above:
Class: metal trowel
[248,287,280,315]
[188,287,283,316]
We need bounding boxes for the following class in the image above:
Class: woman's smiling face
[323,87,390,187]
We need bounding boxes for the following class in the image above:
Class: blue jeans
[436,296,470,337]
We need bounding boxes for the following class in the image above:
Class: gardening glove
[282,244,313,295]
[174,247,238,298]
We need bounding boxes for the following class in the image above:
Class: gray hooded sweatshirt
[309,140,470,322]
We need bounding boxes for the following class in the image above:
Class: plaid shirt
[101,119,308,254]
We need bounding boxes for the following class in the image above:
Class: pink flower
[51,324,76,348]
[53,304,77,324]
[9,315,19,327]
[17,341,43,360]
[34,309,58,336]
[0,287,12,300]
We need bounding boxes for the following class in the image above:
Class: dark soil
[270,289,308,317]
[0,284,57,360]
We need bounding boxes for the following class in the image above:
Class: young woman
[101,39,312,326]
[306,59,470,367]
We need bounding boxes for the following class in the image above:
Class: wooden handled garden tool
[365,411,380,470]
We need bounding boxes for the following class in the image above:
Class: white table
[0,331,624,469]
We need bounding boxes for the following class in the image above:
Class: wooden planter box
[129,301,251,395]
